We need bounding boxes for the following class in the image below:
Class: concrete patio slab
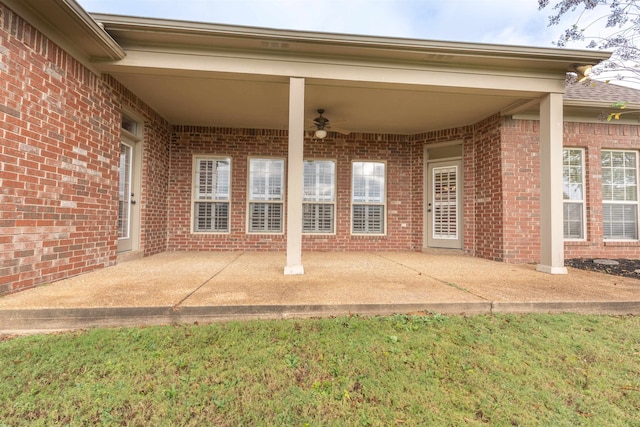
[1,251,639,333]
[380,252,640,302]
[188,252,484,306]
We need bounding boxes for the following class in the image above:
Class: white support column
[284,77,305,275]
[537,92,568,274]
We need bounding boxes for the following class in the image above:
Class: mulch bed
[565,258,640,280]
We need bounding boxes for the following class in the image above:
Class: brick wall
[2,0,637,296]
[414,126,477,255]
[501,118,640,262]
[168,127,415,251]
[415,115,547,264]
[471,115,506,261]
[563,121,640,259]
[106,76,171,257]
[0,4,120,293]
[0,5,170,295]
[501,117,541,263]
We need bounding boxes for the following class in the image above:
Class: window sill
[191,231,231,235]
[350,234,388,239]
[564,240,588,246]
[604,240,640,246]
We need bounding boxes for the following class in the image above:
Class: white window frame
[247,157,285,234]
[601,149,639,241]
[351,160,386,235]
[191,156,231,233]
[303,159,336,234]
[562,148,586,241]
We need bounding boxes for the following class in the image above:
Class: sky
[76,0,589,49]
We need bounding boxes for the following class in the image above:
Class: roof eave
[4,0,125,61]
[564,99,640,109]
[91,13,610,71]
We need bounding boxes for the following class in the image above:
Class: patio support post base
[536,264,568,275]
[284,265,305,275]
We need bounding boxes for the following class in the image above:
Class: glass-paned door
[118,141,135,252]
[427,160,463,249]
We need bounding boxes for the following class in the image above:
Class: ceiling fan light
[314,129,327,139]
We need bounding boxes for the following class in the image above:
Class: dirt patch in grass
[566,258,640,280]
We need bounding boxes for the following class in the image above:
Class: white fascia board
[91,13,610,67]
[512,112,640,124]
[97,48,568,94]
[564,99,640,110]
[4,0,125,67]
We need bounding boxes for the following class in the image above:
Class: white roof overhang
[91,14,609,134]
[7,0,612,134]
[3,0,124,70]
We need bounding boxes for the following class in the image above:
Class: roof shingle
[565,77,640,105]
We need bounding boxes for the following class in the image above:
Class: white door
[117,139,138,253]
[427,160,463,249]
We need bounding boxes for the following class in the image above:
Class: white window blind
[563,149,585,240]
[248,158,284,233]
[249,202,283,233]
[352,205,384,234]
[352,161,385,234]
[432,166,458,239]
[601,150,638,240]
[118,143,132,239]
[303,160,335,233]
[193,157,230,232]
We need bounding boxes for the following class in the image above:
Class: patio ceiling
[7,1,611,134]
[90,14,610,135]
[108,71,535,134]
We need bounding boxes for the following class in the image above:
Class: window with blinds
[351,161,385,234]
[563,148,585,240]
[248,158,284,233]
[192,157,231,233]
[303,160,335,233]
[602,150,638,240]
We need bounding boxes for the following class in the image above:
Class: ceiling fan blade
[330,126,351,135]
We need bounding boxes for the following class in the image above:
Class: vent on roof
[261,41,290,49]
[423,54,455,63]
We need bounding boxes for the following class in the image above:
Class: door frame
[117,115,143,256]
[423,142,464,250]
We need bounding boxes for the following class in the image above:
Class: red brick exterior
[501,118,542,263]
[0,5,170,294]
[562,121,640,259]
[0,5,121,293]
[106,77,171,257]
[416,115,510,263]
[2,4,640,295]
[498,118,640,263]
[168,127,414,251]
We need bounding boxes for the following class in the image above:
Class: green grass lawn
[1,314,639,426]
